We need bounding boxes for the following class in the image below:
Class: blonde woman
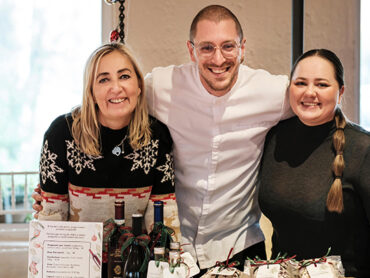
[37,43,179,237]
[259,49,370,277]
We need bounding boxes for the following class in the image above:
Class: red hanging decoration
[110,29,120,42]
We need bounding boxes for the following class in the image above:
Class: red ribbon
[299,256,327,269]
[250,255,296,267]
[215,248,240,270]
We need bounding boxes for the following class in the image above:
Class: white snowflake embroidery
[39,140,64,184]
[65,140,102,175]
[125,139,159,174]
[157,153,175,186]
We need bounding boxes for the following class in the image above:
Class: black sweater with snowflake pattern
[38,113,181,239]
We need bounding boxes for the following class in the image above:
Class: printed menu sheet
[28,220,103,278]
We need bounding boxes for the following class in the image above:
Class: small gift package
[201,266,249,278]
[243,248,345,278]
[297,255,345,278]
[243,254,298,278]
[147,245,200,278]
[201,249,249,278]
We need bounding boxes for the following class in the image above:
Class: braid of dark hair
[326,109,346,213]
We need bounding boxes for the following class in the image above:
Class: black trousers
[194,241,266,277]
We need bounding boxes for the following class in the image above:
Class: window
[0,1,102,172]
[361,0,370,130]
[0,0,102,223]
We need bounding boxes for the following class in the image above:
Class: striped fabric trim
[68,183,152,199]
[149,193,176,202]
[41,191,69,203]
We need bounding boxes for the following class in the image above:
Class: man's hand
[31,183,43,219]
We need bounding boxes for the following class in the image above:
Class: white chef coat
[145,62,292,269]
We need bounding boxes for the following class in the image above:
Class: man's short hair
[189,5,244,43]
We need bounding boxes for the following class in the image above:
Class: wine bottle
[107,200,125,278]
[123,213,148,278]
[149,201,171,257]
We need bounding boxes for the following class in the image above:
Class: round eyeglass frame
[190,41,241,59]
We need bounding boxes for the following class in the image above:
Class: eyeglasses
[190,41,240,59]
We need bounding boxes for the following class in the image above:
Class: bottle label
[113,264,122,275]
[108,247,124,277]
[114,219,125,226]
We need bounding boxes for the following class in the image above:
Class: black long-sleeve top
[259,116,370,277]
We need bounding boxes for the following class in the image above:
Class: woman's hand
[31,184,43,219]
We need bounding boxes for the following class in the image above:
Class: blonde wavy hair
[70,43,151,156]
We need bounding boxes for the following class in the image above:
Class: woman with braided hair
[258,49,370,277]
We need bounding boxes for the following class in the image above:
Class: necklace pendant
[112,146,122,156]
[112,134,127,156]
